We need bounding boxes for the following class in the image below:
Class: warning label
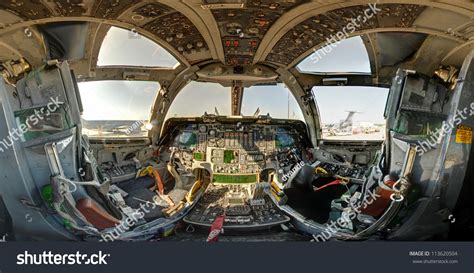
[456,125,472,144]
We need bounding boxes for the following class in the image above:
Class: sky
[97,27,179,67]
[165,82,304,120]
[297,36,372,73]
[314,86,388,124]
[78,27,388,125]
[79,80,159,121]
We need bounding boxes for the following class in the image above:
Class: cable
[313,179,343,191]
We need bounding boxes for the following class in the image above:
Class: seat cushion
[117,176,155,192]
[124,188,165,221]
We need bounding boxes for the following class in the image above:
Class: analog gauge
[208,129,216,137]
[217,139,225,148]
[199,125,207,133]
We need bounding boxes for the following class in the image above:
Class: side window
[313,86,388,140]
[78,81,159,138]
[98,26,179,68]
[297,36,371,74]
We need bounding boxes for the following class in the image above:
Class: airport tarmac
[323,132,385,141]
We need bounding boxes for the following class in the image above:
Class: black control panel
[183,183,290,230]
[314,161,368,183]
[161,118,311,179]
[160,118,310,230]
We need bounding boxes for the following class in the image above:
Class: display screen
[15,107,71,142]
[177,131,197,147]
[213,174,258,184]
[275,133,295,148]
[223,150,235,163]
[193,152,204,161]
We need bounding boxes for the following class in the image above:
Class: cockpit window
[78,80,159,138]
[297,36,371,74]
[313,86,388,140]
[241,84,304,121]
[165,81,231,120]
[166,82,305,122]
[97,26,179,68]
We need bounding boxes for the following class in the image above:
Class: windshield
[166,81,304,121]
[241,84,304,121]
[165,81,231,120]
[78,80,159,138]
[313,86,388,141]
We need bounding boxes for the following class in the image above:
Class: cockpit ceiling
[207,0,309,65]
[0,0,473,81]
[0,1,213,65]
[139,5,209,56]
[0,1,136,19]
[266,4,426,66]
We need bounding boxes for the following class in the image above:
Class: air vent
[201,0,245,9]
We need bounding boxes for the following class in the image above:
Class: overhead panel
[117,2,210,61]
[266,4,426,66]
[0,1,53,19]
[142,10,209,56]
[0,0,134,18]
[203,0,308,65]
[92,0,135,18]
[0,1,210,65]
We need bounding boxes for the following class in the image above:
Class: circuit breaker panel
[382,53,474,239]
[0,61,86,240]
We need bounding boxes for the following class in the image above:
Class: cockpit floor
[284,177,347,223]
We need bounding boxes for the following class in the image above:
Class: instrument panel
[160,117,370,230]
[164,119,310,182]
[161,117,310,230]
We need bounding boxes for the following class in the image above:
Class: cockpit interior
[0,0,473,242]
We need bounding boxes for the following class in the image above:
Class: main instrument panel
[166,119,310,181]
[159,118,370,230]
[160,117,311,229]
